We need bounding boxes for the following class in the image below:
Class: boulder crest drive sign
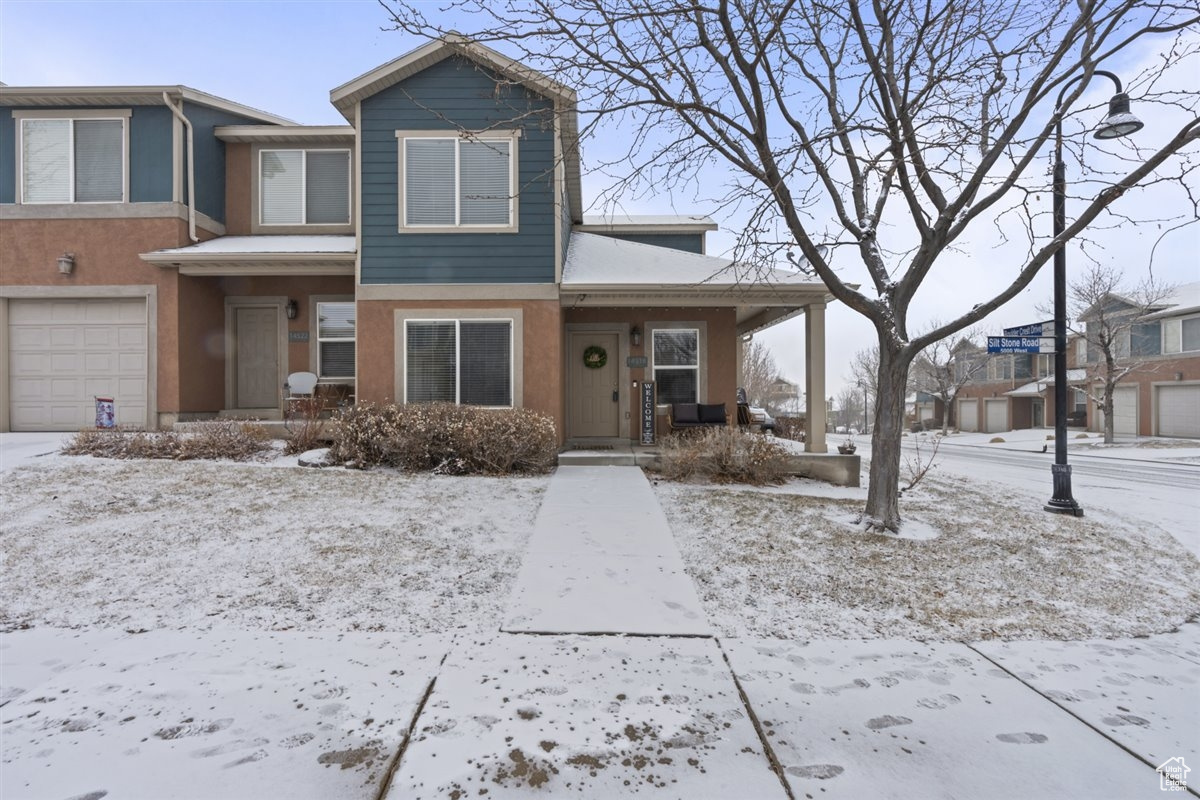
[1002,320,1054,337]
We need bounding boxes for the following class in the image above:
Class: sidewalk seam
[966,643,1200,799]
[718,639,796,800]
[373,648,450,800]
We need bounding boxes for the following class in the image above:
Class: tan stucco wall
[224,143,252,236]
[0,216,198,416]
[357,298,564,434]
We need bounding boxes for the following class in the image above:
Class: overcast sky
[3,0,1196,404]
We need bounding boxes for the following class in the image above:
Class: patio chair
[283,371,319,426]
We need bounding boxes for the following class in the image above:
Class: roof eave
[0,85,293,126]
[214,125,356,144]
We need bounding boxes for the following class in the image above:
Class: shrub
[328,402,557,475]
[63,421,272,461]
[1075,432,1090,439]
[773,415,806,441]
[283,396,327,455]
[658,426,791,485]
[989,436,1005,443]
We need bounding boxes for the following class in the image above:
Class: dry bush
[989,436,1006,443]
[329,402,557,475]
[63,421,272,461]
[658,426,791,485]
[773,415,806,441]
[283,396,327,455]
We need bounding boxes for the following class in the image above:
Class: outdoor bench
[668,402,730,432]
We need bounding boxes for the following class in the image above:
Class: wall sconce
[57,253,75,275]
[630,325,642,347]
[1176,372,1185,382]
[285,300,299,320]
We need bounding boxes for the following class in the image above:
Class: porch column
[735,334,746,389]
[804,302,828,453]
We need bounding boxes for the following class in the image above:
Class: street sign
[987,336,1055,354]
[1002,320,1054,337]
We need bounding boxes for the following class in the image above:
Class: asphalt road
[858,436,1200,558]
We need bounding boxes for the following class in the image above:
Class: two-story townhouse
[950,338,1088,434]
[2,36,838,452]
[0,87,292,430]
[1078,282,1200,438]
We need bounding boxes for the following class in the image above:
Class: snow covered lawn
[0,457,546,634]
[656,470,1200,641]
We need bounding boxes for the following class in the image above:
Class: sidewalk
[2,464,1197,798]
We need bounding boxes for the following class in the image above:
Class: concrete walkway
[503,465,710,636]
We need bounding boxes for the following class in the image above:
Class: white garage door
[1156,384,1200,439]
[1098,385,1137,436]
[8,298,148,431]
[958,398,979,432]
[985,398,1007,433]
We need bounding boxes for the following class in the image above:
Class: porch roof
[561,232,833,335]
[1006,380,1050,397]
[140,236,356,276]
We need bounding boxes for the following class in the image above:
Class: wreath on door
[583,345,608,369]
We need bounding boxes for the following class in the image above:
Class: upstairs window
[317,302,355,379]
[260,149,350,225]
[399,134,517,230]
[21,117,125,203]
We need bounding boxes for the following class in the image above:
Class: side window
[652,329,700,405]
[316,302,355,379]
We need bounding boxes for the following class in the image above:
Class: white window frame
[402,318,515,407]
[15,109,130,204]
[258,148,351,227]
[315,300,356,381]
[395,130,521,233]
[1163,315,1200,355]
[650,327,701,405]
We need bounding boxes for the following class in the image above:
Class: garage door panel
[8,299,148,431]
[985,399,1007,433]
[959,399,978,432]
[1157,384,1199,438]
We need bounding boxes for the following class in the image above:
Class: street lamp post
[1045,71,1143,517]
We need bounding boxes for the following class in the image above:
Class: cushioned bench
[668,402,729,431]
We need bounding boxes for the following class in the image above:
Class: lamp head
[1093,93,1143,140]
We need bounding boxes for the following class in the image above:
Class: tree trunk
[864,346,911,531]
[1103,383,1116,444]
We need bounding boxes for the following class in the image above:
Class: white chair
[283,371,319,421]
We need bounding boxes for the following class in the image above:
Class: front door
[235,306,280,408]
[569,332,619,438]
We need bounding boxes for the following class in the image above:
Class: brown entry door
[235,306,280,409]
[570,332,619,438]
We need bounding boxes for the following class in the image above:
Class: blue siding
[0,105,173,204]
[359,56,557,284]
[182,102,266,223]
[0,112,15,204]
[595,232,705,254]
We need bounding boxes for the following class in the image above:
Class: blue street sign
[1002,320,1054,337]
[987,336,1055,354]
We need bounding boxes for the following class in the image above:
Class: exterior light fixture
[1046,69,1142,518]
[630,325,642,347]
[57,253,75,275]
[286,300,299,320]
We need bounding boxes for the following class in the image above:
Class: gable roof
[330,34,582,222]
[577,214,718,234]
[0,85,292,126]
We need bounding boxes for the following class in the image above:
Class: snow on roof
[1161,281,1200,315]
[151,236,356,256]
[1005,380,1050,397]
[578,214,718,230]
[563,231,817,287]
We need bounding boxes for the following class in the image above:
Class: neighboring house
[0,36,836,450]
[950,338,1081,434]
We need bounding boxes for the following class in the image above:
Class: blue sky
[3,1,1197,402]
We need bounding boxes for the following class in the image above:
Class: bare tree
[1043,264,1174,443]
[912,329,989,435]
[835,386,863,432]
[739,339,780,407]
[384,1,1200,531]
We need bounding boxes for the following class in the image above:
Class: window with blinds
[405,319,513,406]
[317,302,355,379]
[402,137,513,228]
[653,329,700,406]
[21,117,123,203]
[260,149,350,225]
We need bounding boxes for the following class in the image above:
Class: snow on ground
[0,458,547,634]
[655,467,1200,641]
[925,428,1200,463]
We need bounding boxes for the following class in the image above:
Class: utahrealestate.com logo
[1157,757,1190,792]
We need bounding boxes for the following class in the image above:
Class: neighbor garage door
[1098,385,1137,436]
[8,298,148,431]
[985,398,1007,433]
[1156,384,1200,438]
[958,398,979,432]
